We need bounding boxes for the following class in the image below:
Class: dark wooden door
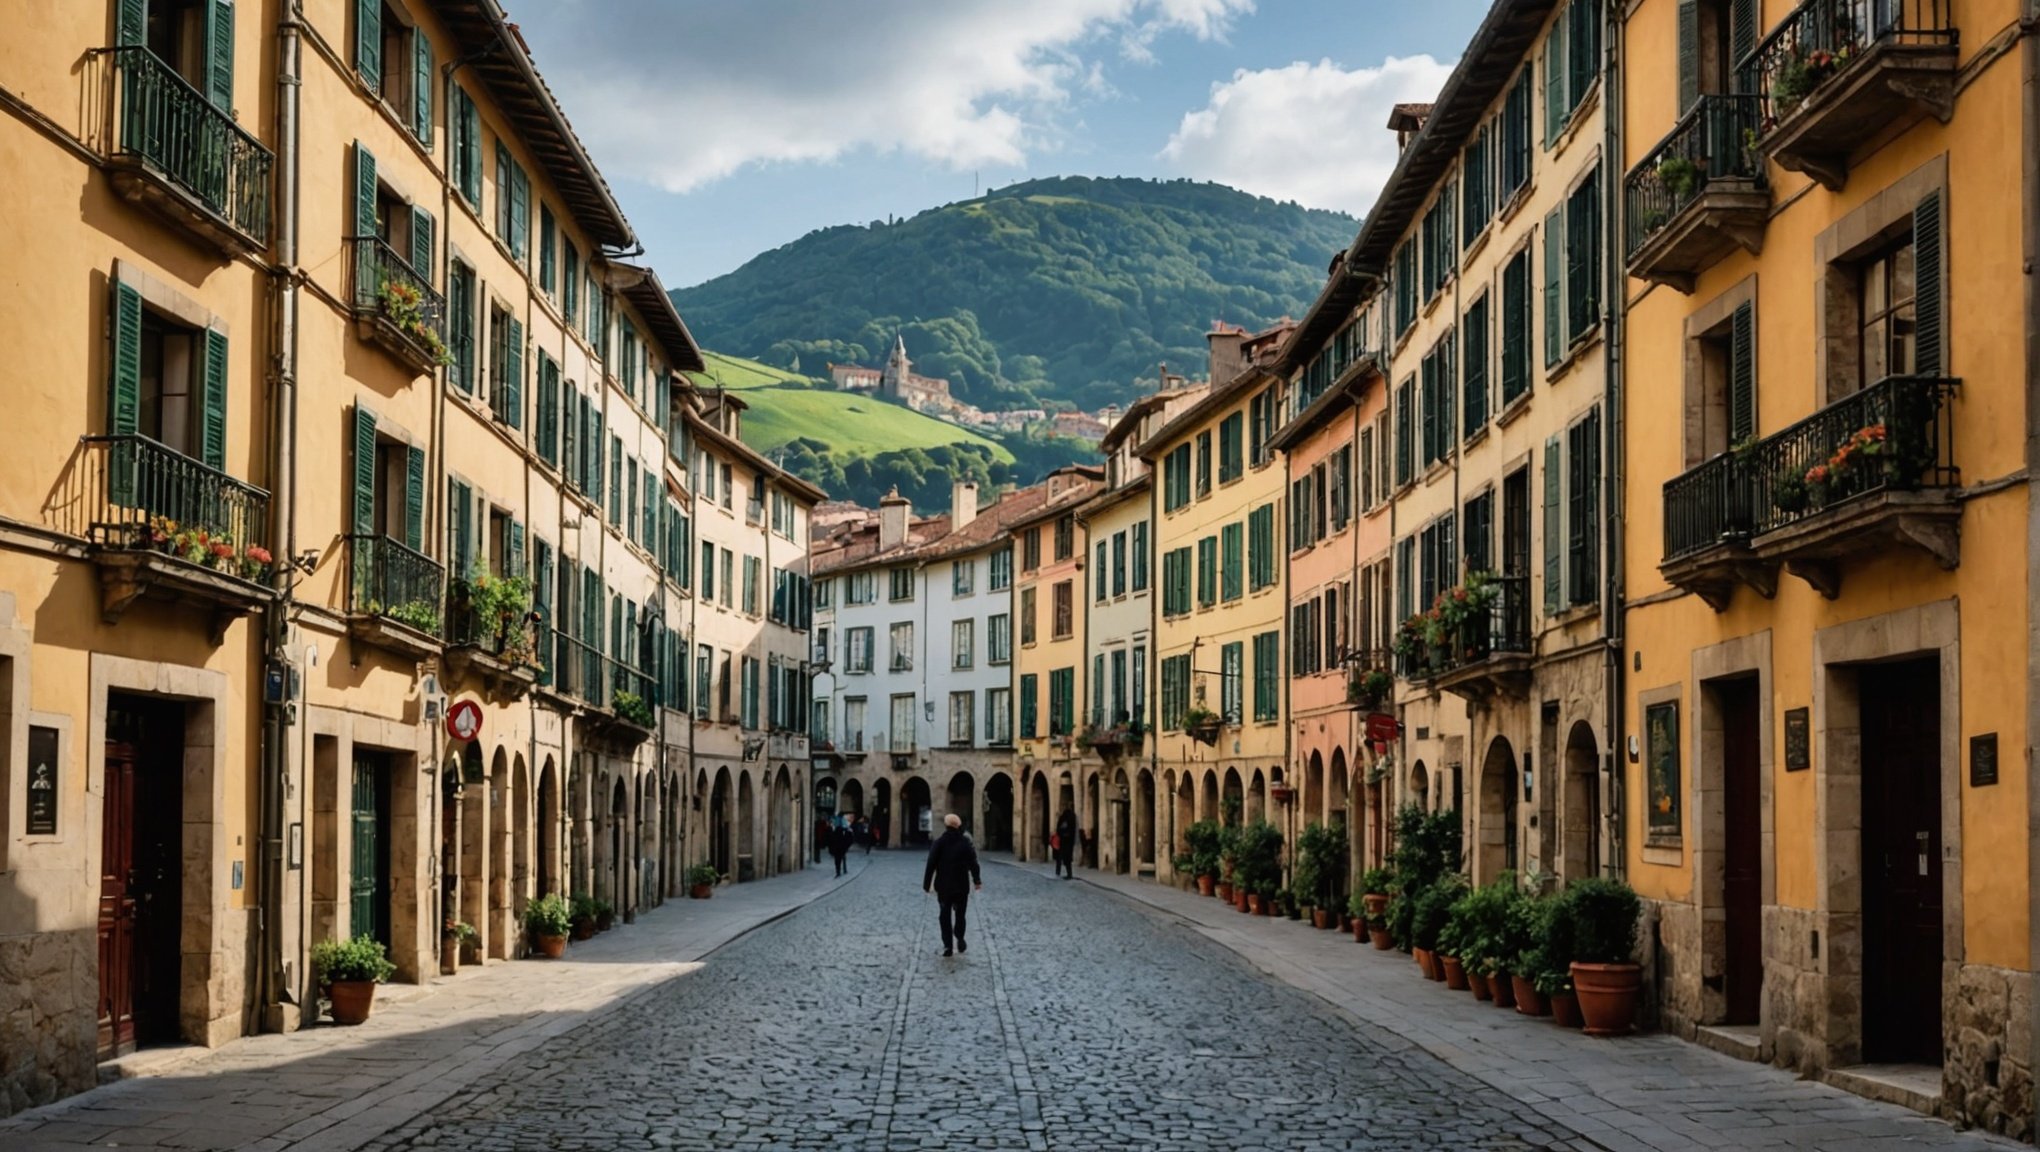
[350,753,390,946]
[1503,469,1531,577]
[1720,678,1763,1025]
[1861,658,1943,1064]
[97,743,139,1060]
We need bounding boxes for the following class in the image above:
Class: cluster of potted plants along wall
[1172,807,1362,931]
[1351,803,1645,1036]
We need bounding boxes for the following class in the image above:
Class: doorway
[1860,657,1943,1064]
[902,776,932,845]
[351,748,393,948]
[98,696,186,1060]
[1718,677,1763,1026]
[983,773,1014,851]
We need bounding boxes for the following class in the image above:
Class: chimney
[879,487,911,551]
[1207,325,1247,386]
[951,480,979,531]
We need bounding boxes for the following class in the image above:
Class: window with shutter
[1677,0,1700,112]
[205,0,233,110]
[109,282,142,439]
[1463,297,1489,439]
[352,405,377,538]
[356,0,381,87]
[412,27,432,144]
[201,329,228,470]
[1543,206,1564,368]
[1913,191,1944,375]
[1728,301,1755,443]
[1565,167,1601,345]
[409,205,433,283]
[1501,248,1532,404]
[403,444,425,552]
[1568,410,1601,606]
[1542,435,1562,614]
[1221,521,1242,601]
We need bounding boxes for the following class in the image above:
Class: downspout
[2021,0,2040,1126]
[258,0,305,1032]
[1601,0,1628,883]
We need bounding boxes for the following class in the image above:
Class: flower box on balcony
[352,237,448,378]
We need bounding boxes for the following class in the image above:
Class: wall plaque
[26,725,58,835]
[1971,733,1999,787]
[1783,708,1810,772]
[1645,701,1680,838]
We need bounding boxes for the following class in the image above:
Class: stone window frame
[1688,630,1775,1028]
[1812,154,1948,406]
[1637,681,1685,862]
[0,599,32,861]
[1680,275,1758,469]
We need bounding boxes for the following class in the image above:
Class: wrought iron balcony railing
[1662,373,1958,562]
[1396,576,1532,681]
[546,629,656,710]
[1738,0,1956,128]
[1625,95,1767,258]
[351,235,445,352]
[347,534,445,637]
[104,46,272,245]
[445,577,541,664]
[72,434,272,580]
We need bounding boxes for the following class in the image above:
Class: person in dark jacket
[1053,808,1078,878]
[923,813,982,957]
[828,820,854,877]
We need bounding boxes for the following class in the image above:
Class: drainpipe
[2021,0,2040,1125]
[257,0,306,1032]
[1602,0,1628,883]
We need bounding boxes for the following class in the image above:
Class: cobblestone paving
[364,853,1575,1152]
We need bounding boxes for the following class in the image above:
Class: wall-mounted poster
[1784,708,1810,772]
[27,725,58,835]
[1646,701,1680,840]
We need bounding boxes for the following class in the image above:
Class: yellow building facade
[1010,468,1100,861]
[1619,0,2033,1132]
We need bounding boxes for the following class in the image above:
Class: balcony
[1661,373,1959,604]
[69,435,274,641]
[100,46,272,256]
[543,630,656,744]
[351,236,448,377]
[443,577,541,700]
[1427,575,1533,704]
[1625,95,1769,292]
[1740,0,1958,190]
[346,534,445,661]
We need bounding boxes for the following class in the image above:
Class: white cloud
[513,0,1254,194]
[1159,55,1456,214]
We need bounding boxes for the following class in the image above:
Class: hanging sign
[445,699,483,743]
[1364,713,1401,744]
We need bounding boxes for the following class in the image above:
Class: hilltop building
[828,335,958,415]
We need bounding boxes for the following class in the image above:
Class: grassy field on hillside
[697,350,815,390]
[737,386,1013,462]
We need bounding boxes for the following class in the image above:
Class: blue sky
[512,1,1491,288]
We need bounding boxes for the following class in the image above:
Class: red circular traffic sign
[446,699,483,742]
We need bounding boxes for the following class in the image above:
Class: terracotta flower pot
[1412,946,1432,976]
[1369,925,1394,950]
[690,883,713,899]
[1571,962,1641,1036]
[1217,882,1234,903]
[328,980,376,1025]
[1197,875,1215,897]
[595,911,615,932]
[571,918,595,941]
[1247,893,1263,915]
[440,935,460,976]
[1441,955,1469,991]
[1311,909,1331,930]
[536,933,567,959]
[1511,973,1550,1015]
[1490,969,1517,1009]
[1352,918,1365,942]
[1362,893,1389,919]
[1551,991,1585,1029]
[1236,891,1251,913]
[1468,970,1492,1001]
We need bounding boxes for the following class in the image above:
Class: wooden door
[97,744,139,1060]
[1720,678,1763,1025]
[350,753,389,946]
[1861,658,1943,1064]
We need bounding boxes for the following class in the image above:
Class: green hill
[670,176,1358,413]
[734,379,1013,461]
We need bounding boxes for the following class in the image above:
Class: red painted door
[1720,678,1763,1026]
[97,743,138,1060]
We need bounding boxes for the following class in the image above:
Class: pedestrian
[1054,808,1078,878]
[814,816,832,864]
[923,813,982,957]
[828,819,854,877]
[856,816,872,854]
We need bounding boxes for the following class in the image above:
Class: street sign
[1365,713,1401,743]
[445,699,483,743]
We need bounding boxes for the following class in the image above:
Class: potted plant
[1514,889,1575,1018]
[1295,823,1346,929]
[1655,154,1700,201]
[1215,820,1241,902]
[312,935,395,1025]
[1348,667,1394,710]
[611,691,655,730]
[686,863,720,899]
[440,918,466,975]
[570,894,599,940]
[448,920,480,969]
[1184,706,1222,745]
[526,894,571,957]
[1183,820,1222,896]
[1567,877,1644,1036]
[1358,866,1395,923]
[592,897,617,932]
[1412,879,1461,982]
[1435,896,1471,992]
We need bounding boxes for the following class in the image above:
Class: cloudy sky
[511,1,1489,288]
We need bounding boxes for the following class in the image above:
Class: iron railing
[348,534,445,636]
[105,46,272,243]
[1397,575,1532,680]
[547,629,656,710]
[445,577,540,665]
[1661,373,1958,561]
[72,435,272,581]
[1738,0,1956,128]
[351,235,445,346]
[1624,94,1767,258]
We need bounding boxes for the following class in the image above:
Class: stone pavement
[1038,856,2024,1152]
[0,856,867,1152]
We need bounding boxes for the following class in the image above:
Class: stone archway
[710,768,733,876]
[1560,721,1601,881]
[872,778,892,847]
[1305,750,1325,828]
[1111,768,1133,874]
[946,771,977,835]
[1028,770,1050,859]
[1136,768,1156,870]
[511,754,532,942]
[1174,771,1196,861]
[1328,747,1350,884]
[1409,759,1430,814]
[537,756,560,898]
[1477,737,1518,885]
[608,776,630,914]
[773,766,796,875]
[1245,768,1265,826]
[1221,768,1242,825]
[902,776,932,846]
[983,772,1015,852]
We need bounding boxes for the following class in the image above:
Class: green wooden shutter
[409,205,433,282]
[352,404,377,537]
[511,164,530,264]
[201,329,228,470]
[109,282,142,437]
[1543,434,1562,614]
[1913,191,1944,375]
[206,0,234,111]
[413,31,433,145]
[1729,0,1758,88]
[494,141,510,238]
[1676,0,1699,113]
[536,355,557,464]
[449,478,472,577]
[1729,301,1755,443]
[1541,23,1563,148]
[1543,205,1563,368]
[457,87,481,203]
[355,0,381,88]
[509,520,525,580]
[505,316,524,429]
[403,444,425,551]
[118,0,147,46]
[353,142,377,239]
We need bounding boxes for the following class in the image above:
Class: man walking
[1053,807,1079,879]
[828,818,854,877]
[923,813,982,957]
